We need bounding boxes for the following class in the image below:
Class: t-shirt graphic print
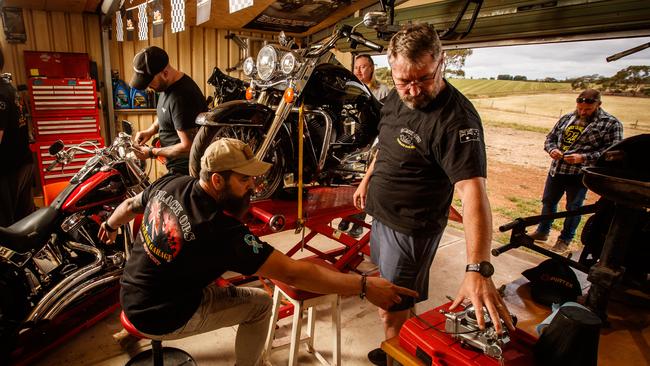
[141,189,196,265]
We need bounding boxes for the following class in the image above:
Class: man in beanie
[98,138,416,366]
[130,46,206,175]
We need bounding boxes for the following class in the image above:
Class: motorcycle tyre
[0,267,30,364]
[189,125,289,201]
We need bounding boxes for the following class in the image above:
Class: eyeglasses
[392,58,442,91]
[576,97,599,104]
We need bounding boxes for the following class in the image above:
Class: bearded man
[352,23,514,366]
[99,138,416,366]
[528,89,623,253]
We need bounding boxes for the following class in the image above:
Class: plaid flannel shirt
[544,108,623,176]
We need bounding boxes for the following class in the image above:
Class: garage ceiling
[336,0,650,51]
[4,0,650,45]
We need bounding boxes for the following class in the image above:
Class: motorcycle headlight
[280,52,298,74]
[243,57,256,77]
[256,45,278,81]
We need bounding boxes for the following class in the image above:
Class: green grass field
[448,78,573,97]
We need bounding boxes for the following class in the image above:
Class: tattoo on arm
[127,194,146,214]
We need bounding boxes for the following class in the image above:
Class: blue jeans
[536,173,588,241]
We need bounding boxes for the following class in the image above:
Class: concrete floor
[29,222,649,366]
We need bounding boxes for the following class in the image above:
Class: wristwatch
[465,261,494,278]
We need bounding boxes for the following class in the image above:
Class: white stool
[265,258,342,366]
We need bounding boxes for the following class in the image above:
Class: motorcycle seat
[0,207,59,254]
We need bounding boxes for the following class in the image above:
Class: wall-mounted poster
[245,0,351,34]
[1,7,27,43]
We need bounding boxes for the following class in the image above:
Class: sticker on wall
[137,2,148,40]
[152,0,164,38]
[115,10,124,41]
[229,0,253,14]
[196,0,211,25]
[125,9,136,41]
[171,0,185,33]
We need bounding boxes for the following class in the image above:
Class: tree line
[569,66,650,96]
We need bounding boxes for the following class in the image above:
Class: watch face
[479,261,494,277]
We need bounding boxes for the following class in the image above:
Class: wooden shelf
[114,109,156,114]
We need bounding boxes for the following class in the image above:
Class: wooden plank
[216,29,229,74]
[67,13,86,53]
[163,30,179,69]
[121,38,136,88]
[50,12,69,52]
[31,10,51,51]
[177,29,192,74]
[191,27,205,94]
[228,31,240,77]
[85,14,103,77]
[204,28,217,97]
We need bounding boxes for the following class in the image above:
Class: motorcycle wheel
[189,125,288,201]
[0,269,29,363]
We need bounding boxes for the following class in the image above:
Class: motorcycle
[0,121,148,363]
[188,18,386,200]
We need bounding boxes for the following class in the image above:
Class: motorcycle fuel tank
[302,63,374,106]
[61,170,127,213]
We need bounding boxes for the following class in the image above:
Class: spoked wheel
[189,125,287,201]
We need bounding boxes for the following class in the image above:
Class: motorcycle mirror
[48,140,65,155]
[121,120,133,135]
[363,11,388,28]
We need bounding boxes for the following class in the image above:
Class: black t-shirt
[157,74,206,175]
[365,81,486,236]
[0,80,32,173]
[120,174,274,335]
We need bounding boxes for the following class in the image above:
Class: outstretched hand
[449,272,515,333]
[365,277,418,310]
[98,222,118,245]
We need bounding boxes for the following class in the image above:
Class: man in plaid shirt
[528,89,623,253]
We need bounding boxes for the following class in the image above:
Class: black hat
[130,46,169,90]
[522,259,582,306]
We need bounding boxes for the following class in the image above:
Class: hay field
[470,93,650,136]
[448,78,572,97]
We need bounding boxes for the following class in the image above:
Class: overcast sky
[373,36,650,80]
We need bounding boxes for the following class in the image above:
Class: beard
[218,185,253,219]
[401,89,436,110]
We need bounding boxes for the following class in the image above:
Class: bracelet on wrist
[148,147,155,159]
[103,221,118,233]
[359,273,367,300]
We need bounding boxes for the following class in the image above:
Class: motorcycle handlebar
[491,243,518,257]
[348,32,384,52]
[46,160,58,171]
[499,218,524,232]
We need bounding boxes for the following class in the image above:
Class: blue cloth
[536,173,588,241]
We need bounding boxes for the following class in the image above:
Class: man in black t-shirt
[99,138,415,366]
[0,55,34,227]
[352,24,515,366]
[129,46,206,175]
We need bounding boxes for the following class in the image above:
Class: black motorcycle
[189,20,385,200]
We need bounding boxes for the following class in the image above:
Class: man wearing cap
[130,46,206,175]
[528,89,623,253]
[98,138,416,366]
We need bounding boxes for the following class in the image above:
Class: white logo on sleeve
[162,107,167,113]
[459,128,480,143]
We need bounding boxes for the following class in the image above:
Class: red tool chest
[399,302,537,366]
[27,76,103,188]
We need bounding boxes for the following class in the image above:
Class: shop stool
[265,258,342,366]
[119,310,197,366]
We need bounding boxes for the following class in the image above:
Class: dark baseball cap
[522,259,582,306]
[130,46,169,90]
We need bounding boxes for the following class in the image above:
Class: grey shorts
[370,219,443,311]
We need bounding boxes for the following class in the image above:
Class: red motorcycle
[0,121,149,364]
